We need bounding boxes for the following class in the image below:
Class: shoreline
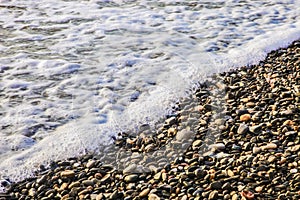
[2,40,300,200]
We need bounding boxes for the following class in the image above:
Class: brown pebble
[60,170,75,178]
[240,114,251,121]
[148,193,160,200]
[241,190,254,199]
[139,188,150,197]
[262,143,277,150]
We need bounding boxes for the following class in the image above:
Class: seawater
[0,0,299,183]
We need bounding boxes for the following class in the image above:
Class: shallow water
[0,0,299,182]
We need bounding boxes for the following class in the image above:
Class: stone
[210,181,222,190]
[232,193,238,200]
[222,182,231,190]
[240,114,251,121]
[82,180,94,186]
[237,123,249,134]
[210,143,225,151]
[123,164,137,174]
[208,190,218,200]
[249,124,262,133]
[139,188,150,197]
[60,170,75,178]
[227,169,235,177]
[165,117,176,125]
[192,140,202,147]
[176,130,194,141]
[253,146,262,154]
[36,175,48,185]
[28,188,36,197]
[148,193,160,200]
[68,181,80,189]
[86,160,96,168]
[262,143,277,150]
[154,172,161,180]
[124,174,139,183]
[255,186,263,193]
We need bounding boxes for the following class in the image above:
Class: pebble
[36,175,48,185]
[290,169,298,174]
[124,174,139,183]
[222,182,231,190]
[148,193,160,200]
[240,114,251,121]
[28,188,36,197]
[252,146,262,154]
[262,143,277,150]
[139,188,150,197]
[210,143,225,151]
[237,123,249,134]
[82,180,94,186]
[249,124,262,133]
[68,181,80,189]
[255,186,263,193]
[208,190,219,200]
[60,170,75,178]
[176,129,194,141]
[86,160,96,168]
[227,169,235,177]
[210,181,222,190]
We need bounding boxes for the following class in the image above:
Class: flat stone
[237,123,249,134]
[28,188,36,197]
[154,172,162,180]
[210,181,222,190]
[249,124,262,133]
[208,190,218,200]
[176,129,194,141]
[290,144,300,152]
[165,117,176,125]
[240,114,251,121]
[192,140,202,147]
[262,143,277,150]
[124,174,139,183]
[210,143,225,151]
[222,182,231,190]
[60,170,75,178]
[148,193,160,200]
[68,181,80,189]
[123,164,137,174]
[36,175,48,185]
[82,180,94,186]
[139,188,150,197]
[86,160,96,168]
[253,147,262,154]
[227,169,235,177]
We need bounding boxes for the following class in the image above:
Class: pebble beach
[1,40,300,200]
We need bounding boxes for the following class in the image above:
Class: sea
[0,0,299,185]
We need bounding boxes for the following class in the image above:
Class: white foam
[0,0,299,182]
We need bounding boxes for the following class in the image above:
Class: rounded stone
[237,123,249,134]
[208,190,218,200]
[124,174,139,183]
[253,147,262,154]
[139,188,150,197]
[60,170,75,178]
[148,193,160,200]
[240,114,251,121]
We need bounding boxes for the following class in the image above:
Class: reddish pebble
[240,114,251,121]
